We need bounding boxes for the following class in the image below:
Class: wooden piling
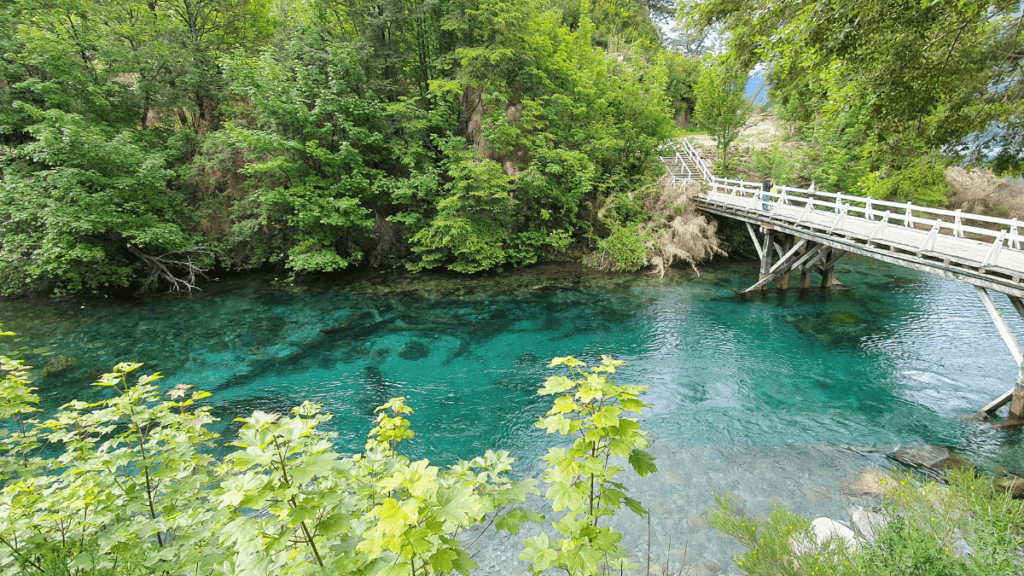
[820,249,835,289]
[778,236,792,290]
[759,228,775,291]
[799,243,812,289]
[1010,368,1024,420]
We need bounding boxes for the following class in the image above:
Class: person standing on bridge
[762,176,774,211]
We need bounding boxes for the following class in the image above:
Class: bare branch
[128,246,218,295]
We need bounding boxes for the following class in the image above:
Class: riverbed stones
[39,354,78,376]
[398,341,429,361]
[841,469,890,497]
[892,443,973,475]
[849,506,887,543]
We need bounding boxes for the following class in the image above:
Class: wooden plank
[976,286,1024,366]
[794,244,829,270]
[981,230,1007,271]
[746,222,763,260]
[981,388,1015,415]
[769,238,808,274]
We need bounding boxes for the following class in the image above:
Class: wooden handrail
[680,136,1024,255]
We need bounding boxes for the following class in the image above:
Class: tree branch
[128,246,217,295]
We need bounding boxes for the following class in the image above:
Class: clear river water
[3,257,1024,574]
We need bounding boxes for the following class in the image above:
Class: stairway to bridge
[658,145,703,185]
[660,138,1024,420]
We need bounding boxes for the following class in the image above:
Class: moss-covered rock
[39,355,78,377]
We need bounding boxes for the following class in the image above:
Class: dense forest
[1,0,1021,296]
[0,0,708,296]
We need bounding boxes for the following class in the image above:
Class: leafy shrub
[0,331,537,576]
[513,355,657,575]
[591,223,654,272]
[752,141,797,185]
[0,325,655,576]
[709,468,1024,576]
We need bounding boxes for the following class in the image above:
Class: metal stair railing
[657,142,695,185]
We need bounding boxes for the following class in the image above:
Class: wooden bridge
[660,138,1024,421]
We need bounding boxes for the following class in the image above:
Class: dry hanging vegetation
[641,177,725,278]
[945,167,1024,220]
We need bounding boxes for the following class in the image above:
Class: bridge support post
[758,228,775,291]
[778,236,793,290]
[820,249,836,289]
[975,287,1024,420]
[799,244,812,289]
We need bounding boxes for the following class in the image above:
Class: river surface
[3,257,1024,573]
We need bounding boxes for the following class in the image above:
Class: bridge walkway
[660,138,1024,420]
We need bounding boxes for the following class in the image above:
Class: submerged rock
[892,443,974,476]
[841,470,891,498]
[247,316,287,346]
[398,341,430,361]
[368,347,391,364]
[517,352,538,366]
[39,355,78,377]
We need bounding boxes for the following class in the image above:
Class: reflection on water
[3,258,1024,472]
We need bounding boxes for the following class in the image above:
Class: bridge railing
[684,139,1024,271]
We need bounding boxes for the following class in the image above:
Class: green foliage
[0,108,198,295]
[409,146,515,273]
[516,355,656,575]
[683,0,1024,175]
[0,328,539,576]
[693,60,750,168]
[857,155,951,208]
[593,223,653,272]
[751,142,796,185]
[663,51,702,122]
[709,469,1024,576]
[218,40,389,273]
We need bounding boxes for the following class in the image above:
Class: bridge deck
[663,138,1024,416]
[698,191,1024,298]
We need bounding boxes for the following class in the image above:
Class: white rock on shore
[790,517,859,556]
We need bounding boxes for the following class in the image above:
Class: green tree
[216,39,391,273]
[0,108,205,295]
[682,0,1024,176]
[692,60,749,170]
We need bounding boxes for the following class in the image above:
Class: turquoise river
[3,256,1024,573]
